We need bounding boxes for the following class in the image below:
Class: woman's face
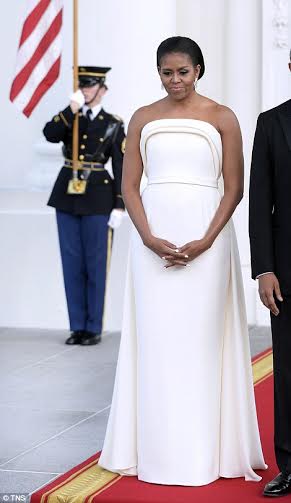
[158,52,200,100]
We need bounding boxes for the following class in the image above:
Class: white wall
[1,0,291,330]
[177,0,291,326]
[2,0,176,191]
[0,0,176,330]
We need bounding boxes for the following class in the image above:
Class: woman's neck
[166,91,201,110]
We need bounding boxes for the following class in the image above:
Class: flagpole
[72,0,79,179]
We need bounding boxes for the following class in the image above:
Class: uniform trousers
[271,295,291,473]
[56,210,111,334]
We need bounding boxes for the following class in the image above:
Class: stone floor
[0,325,272,496]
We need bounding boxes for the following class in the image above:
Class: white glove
[69,89,85,109]
[108,209,124,229]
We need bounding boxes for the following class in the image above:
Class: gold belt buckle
[67,178,87,195]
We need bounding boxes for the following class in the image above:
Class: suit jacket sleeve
[43,106,75,143]
[249,113,274,279]
[110,121,126,210]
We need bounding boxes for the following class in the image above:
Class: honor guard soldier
[43,66,126,345]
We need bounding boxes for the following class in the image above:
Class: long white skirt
[99,182,267,486]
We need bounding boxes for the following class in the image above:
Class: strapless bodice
[140,119,222,188]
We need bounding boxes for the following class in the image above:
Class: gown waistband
[146,176,218,189]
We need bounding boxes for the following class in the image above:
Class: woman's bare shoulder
[198,96,235,117]
[215,104,240,131]
[195,96,241,137]
[129,99,167,132]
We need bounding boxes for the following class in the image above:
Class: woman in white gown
[99,36,267,486]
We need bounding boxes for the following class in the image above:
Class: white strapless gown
[98,119,267,486]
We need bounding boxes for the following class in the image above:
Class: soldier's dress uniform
[43,66,125,344]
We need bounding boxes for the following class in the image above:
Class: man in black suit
[44,66,125,346]
[249,54,291,497]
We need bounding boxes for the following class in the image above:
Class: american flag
[10,0,63,117]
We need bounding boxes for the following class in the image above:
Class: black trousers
[271,295,291,473]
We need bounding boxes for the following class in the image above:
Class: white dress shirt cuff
[256,272,273,279]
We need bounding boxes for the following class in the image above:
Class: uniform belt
[64,159,105,171]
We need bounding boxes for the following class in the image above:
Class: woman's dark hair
[157,36,205,80]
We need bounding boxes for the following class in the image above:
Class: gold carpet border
[44,463,120,503]
[87,475,123,502]
[38,349,273,503]
[253,350,273,386]
[252,348,272,364]
[40,459,99,503]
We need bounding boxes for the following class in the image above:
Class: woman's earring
[194,78,198,89]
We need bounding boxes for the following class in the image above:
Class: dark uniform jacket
[249,99,291,294]
[44,106,125,215]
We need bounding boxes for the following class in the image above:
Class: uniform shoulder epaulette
[112,114,123,123]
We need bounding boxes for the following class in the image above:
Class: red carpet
[31,349,276,502]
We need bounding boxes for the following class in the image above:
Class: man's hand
[70,89,85,113]
[258,273,283,316]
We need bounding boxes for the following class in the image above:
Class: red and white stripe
[10,0,63,117]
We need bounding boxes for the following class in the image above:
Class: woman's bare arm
[121,110,152,244]
[122,110,180,259]
[201,106,244,247]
